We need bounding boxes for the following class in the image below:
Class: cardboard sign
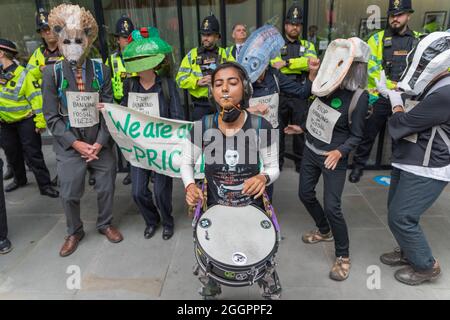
[249,93,280,128]
[127,92,160,117]
[66,91,99,128]
[306,98,342,144]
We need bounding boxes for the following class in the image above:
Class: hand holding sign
[324,149,342,171]
[247,103,269,115]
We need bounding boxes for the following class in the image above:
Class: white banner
[66,91,99,128]
[102,103,204,178]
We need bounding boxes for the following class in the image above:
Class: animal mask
[237,25,285,83]
[48,4,98,66]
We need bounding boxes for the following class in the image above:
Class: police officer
[106,15,136,186]
[176,14,228,121]
[271,4,317,172]
[225,23,248,62]
[349,0,421,183]
[0,39,59,197]
[25,8,63,186]
[27,8,63,82]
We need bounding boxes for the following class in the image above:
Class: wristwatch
[262,174,270,184]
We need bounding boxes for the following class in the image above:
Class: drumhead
[195,205,276,268]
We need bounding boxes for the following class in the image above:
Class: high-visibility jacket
[176,47,228,99]
[271,39,317,75]
[26,46,63,83]
[0,65,45,128]
[225,45,237,62]
[106,51,137,103]
[367,29,421,103]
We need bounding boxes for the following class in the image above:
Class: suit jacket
[42,59,114,156]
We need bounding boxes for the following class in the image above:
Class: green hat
[123,27,172,73]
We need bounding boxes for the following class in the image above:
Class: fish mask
[237,25,285,83]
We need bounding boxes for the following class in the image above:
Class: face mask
[60,42,85,65]
[221,106,242,123]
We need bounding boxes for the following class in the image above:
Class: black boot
[349,167,364,183]
[122,172,131,185]
[3,165,13,180]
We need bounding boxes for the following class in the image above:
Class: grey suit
[42,59,117,235]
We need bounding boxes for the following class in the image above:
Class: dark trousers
[131,166,174,228]
[298,147,349,257]
[353,96,391,168]
[279,95,307,170]
[192,99,215,122]
[0,117,51,189]
[0,159,7,240]
[57,148,116,235]
[388,168,448,271]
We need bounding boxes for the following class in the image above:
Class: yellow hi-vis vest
[176,47,228,99]
[367,29,421,104]
[106,52,137,103]
[0,65,46,128]
[271,39,317,75]
[26,46,63,84]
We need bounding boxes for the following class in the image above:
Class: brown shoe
[302,229,334,244]
[330,257,351,281]
[59,231,85,257]
[380,247,409,266]
[394,260,441,286]
[99,226,123,243]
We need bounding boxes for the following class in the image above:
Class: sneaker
[0,238,12,254]
[302,229,334,244]
[330,256,351,281]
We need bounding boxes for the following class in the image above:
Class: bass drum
[194,204,278,287]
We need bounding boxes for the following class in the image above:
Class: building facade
[2,0,450,167]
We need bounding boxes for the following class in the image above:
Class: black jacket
[121,76,185,121]
[389,81,450,168]
[302,89,369,158]
[252,66,312,99]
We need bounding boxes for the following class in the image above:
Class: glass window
[224,0,257,47]
[0,0,43,64]
[261,0,284,31]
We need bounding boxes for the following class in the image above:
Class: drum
[194,205,279,287]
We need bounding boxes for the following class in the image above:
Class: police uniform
[176,15,227,121]
[106,16,136,104]
[0,39,58,197]
[26,9,63,83]
[350,0,421,182]
[271,5,317,171]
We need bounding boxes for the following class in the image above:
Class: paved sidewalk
[1,146,449,300]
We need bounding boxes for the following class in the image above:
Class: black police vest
[196,48,221,76]
[280,41,307,60]
[382,31,417,82]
